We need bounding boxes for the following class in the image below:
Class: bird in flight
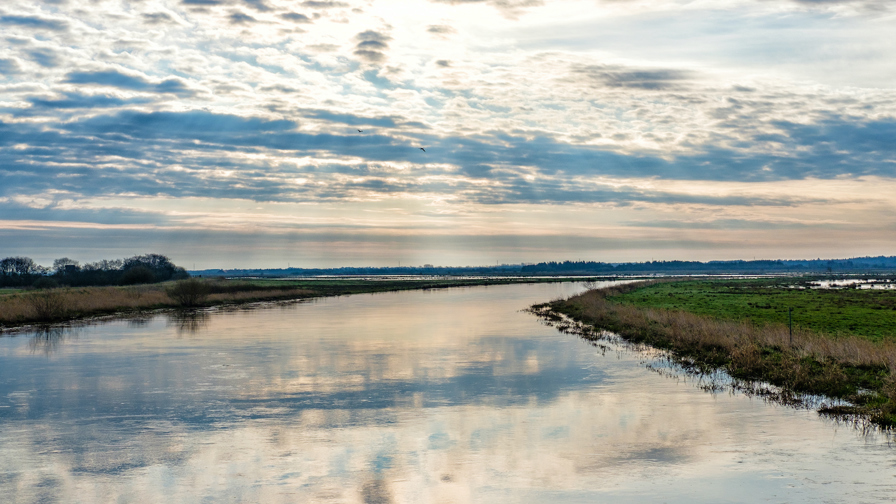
[357,129,363,132]
[419,147,426,152]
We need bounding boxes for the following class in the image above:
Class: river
[1,281,894,503]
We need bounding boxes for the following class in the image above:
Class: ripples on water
[1,282,895,503]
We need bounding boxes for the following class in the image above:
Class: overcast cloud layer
[1,0,895,267]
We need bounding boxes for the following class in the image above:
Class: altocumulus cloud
[353,30,392,63]
[1,0,896,264]
[64,70,194,96]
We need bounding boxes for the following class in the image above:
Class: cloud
[4,107,891,210]
[301,109,400,127]
[300,1,350,8]
[142,12,176,25]
[0,58,22,75]
[26,93,153,110]
[427,24,457,37]
[63,70,194,96]
[429,0,544,18]
[571,64,694,90]
[354,30,392,63]
[229,11,257,24]
[435,60,451,67]
[243,0,271,11]
[280,12,312,23]
[0,14,68,31]
[26,48,61,68]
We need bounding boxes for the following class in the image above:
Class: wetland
[2,281,896,503]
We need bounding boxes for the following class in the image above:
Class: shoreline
[532,280,896,429]
[0,276,614,334]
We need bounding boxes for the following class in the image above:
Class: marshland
[0,276,610,330]
[4,276,896,501]
[534,277,896,427]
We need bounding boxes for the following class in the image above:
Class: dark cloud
[354,30,392,63]
[64,70,193,96]
[301,109,399,127]
[26,48,61,68]
[427,24,456,35]
[356,40,388,51]
[142,12,176,25]
[181,0,224,5]
[243,0,271,10]
[2,110,893,207]
[0,14,68,31]
[0,58,22,76]
[27,93,153,110]
[229,11,257,24]
[0,199,167,226]
[355,30,391,43]
[435,60,451,67]
[280,12,312,23]
[301,1,350,8]
[572,64,693,90]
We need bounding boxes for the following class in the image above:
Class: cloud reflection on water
[1,283,895,502]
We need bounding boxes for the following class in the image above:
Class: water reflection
[167,310,210,335]
[27,326,77,356]
[1,282,895,503]
[126,316,152,328]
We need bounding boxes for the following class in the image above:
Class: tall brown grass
[0,282,313,327]
[535,281,896,428]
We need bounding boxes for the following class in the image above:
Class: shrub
[26,290,68,321]
[166,278,211,307]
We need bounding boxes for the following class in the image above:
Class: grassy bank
[0,275,604,330]
[533,279,896,428]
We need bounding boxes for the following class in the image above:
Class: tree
[52,257,80,274]
[0,256,38,275]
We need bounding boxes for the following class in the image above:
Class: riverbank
[532,279,896,429]
[0,276,609,331]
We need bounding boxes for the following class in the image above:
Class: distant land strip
[193,256,896,277]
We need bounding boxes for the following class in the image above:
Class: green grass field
[610,278,896,342]
[538,277,896,428]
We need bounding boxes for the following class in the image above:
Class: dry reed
[535,281,896,428]
[0,283,314,327]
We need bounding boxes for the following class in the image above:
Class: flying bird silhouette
[419,147,426,152]
[357,129,363,132]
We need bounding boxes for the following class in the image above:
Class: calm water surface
[1,282,895,503]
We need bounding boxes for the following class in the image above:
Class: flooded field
[1,282,895,503]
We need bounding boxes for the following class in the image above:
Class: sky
[1,0,895,268]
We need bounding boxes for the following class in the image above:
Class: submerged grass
[533,280,896,429]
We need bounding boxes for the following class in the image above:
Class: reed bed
[535,281,896,428]
[0,283,314,327]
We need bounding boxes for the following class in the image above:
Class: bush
[26,290,68,321]
[166,278,211,307]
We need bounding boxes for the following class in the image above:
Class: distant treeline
[0,254,189,288]
[194,256,896,278]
